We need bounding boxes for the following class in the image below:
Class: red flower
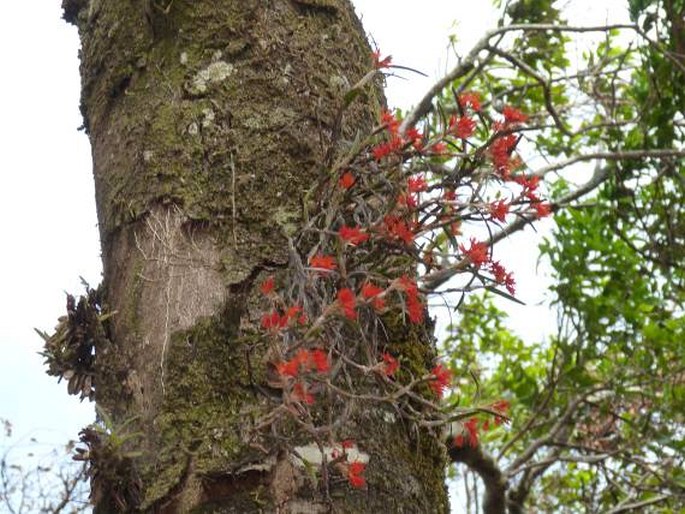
[277,349,306,377]
[339,225,369,245]
[285,305,303,321]
[491,134,518,177]
[503,105,528,124]
[277,358,301,378]
[277,349,330,378]
[337,287,357,320]
[347,461,367,488]
[406,294,424,324]
[492,399,510,414]
[397,193,418,210]
[398,275,418,294]
[458,91,481,112]
[429,364,452,398]
[533,202,552,218]
[372,50,392,69]
[513,174,540,194]
[450,115,476,139]
[406,127,423,149]
[342,439,356,449]
[492,399,510,426]
[489,200,509,222]
[395,275,424,323]
[459,238,489,268]
[490,261,516,295]
[339,172,356,189]
[381,352,399,376]
[384,216,415,245]
[308,349,330,373]
[430,141,448,155]
[260,276,275,296]
[464,417,479,447]
[380,110,400,134]
[407,175,428,193]
[361,282,386,310]
[261,310,287,331]
[372,137,403,160]
[309,253,337,271]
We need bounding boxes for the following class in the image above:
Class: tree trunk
[64,0,448,512]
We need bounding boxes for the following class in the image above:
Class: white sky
[0,0,629,510]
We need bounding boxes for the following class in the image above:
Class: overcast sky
[0,0,629,509]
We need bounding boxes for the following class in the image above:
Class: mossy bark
[65,0,449,512]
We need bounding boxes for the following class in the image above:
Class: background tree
[439,0,685,512]
[1,419,88,514]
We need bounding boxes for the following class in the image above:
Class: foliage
[439,0,685,512]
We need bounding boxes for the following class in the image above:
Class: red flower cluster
[458,91,481,112]
[339,171,356,189]
[450,114,476,139]
[397,192,418,210]
[372,111,423,160]
[407,175,428,193]
[454,417,479,448]
[514,174,540,196]
[347,461,367,488]
[361,282,386,311]
[503,105,528,124]
[459,238,489,268]
[533,201,552,218]
[511,174,552,217]
[277,348,330,378]
[261,306,307,331]
[292,382,314,405]
[260,276,275,295]
[491,399,510,426]
[372,50,392,69]
[381,352,399,377]
[489,200,510,223]
[309,253,337,271]
[429,363,452,398]
[338,287,357,320]
[339,225,369,245]
[491,134,519,177]
[490,260,516,295]
[384,215,416,245]
[430,141,449,155]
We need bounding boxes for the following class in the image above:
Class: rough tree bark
[62,0,448,512]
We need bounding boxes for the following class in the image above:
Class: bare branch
[485,45,571,136]
[606,494,671,514]
[400,23,639,132]
[531,149,685,178]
